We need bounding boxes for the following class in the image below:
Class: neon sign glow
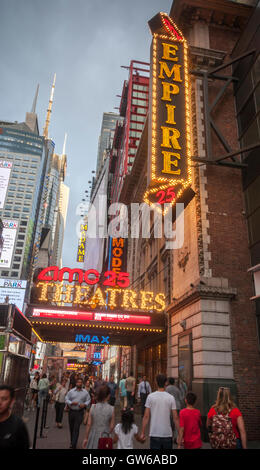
[37,266,130,288]
[144,12,193,214]
[75,334,109,344]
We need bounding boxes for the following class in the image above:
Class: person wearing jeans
[125,372,136,411]
[140,374,179,450]
[65,378,90,449]
[119,375,127,410]
[37,374,49,407]
[54,378,67,428]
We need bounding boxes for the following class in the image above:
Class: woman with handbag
[82,385,115,449]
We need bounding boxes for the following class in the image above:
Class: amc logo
[75,334,109,344]
[38,266,99,284]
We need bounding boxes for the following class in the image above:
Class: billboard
[0,220,18,268]
[0,161,12,209]
[0,279,27,311]
[42,356,68,381]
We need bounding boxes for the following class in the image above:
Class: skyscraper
[31,78,69,275]
[0,75,69,309]
[95,112,124,177]
[0,108,45,280]
[52,180,70,267]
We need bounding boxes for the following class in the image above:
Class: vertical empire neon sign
[144,13,194,214]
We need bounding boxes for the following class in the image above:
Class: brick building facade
[120,0,260,440]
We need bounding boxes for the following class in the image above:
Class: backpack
[209,412,237,449]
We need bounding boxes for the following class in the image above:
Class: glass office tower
[0,123,45,280]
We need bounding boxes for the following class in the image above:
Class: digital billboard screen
[31,307,151,325]
[0,220,18,268]
[0,161,12,209]
[0,279,27,312]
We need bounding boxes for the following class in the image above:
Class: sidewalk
[23,402,260,450]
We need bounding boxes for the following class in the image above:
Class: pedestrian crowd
[0,370,247,449]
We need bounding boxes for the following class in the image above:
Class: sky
[0,0,172,268]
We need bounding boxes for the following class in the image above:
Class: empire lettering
[144,12,193,211]
[160,45,182,175]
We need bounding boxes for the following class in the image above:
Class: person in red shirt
[178,391,202,449]
[206,387,247,449]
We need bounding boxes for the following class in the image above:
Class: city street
[23,401,212,450]
[23,401,260,450]
[0,0,260,453]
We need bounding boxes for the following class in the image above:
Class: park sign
[144,12,194,214]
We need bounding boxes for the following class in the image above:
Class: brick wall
[203,23,260,439]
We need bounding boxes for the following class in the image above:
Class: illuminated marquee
[33,284,165,312]
[144,12,194,213]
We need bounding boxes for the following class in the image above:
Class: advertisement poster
[0,279,27,311]
[43,356,68,381]
[0,161,12,209]
[0,220,18,268]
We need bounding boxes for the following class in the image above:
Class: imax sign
[75,334,109,344]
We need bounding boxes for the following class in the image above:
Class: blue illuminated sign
[93,352,101,359]
[75,334,109,344]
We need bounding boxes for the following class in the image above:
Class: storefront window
[178,333,193,390]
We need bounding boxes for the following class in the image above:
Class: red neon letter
[163,17,182,41]
[58,268,84,283]
[84,269,100,285]
[38,266,59,282]
[117,272,130,288]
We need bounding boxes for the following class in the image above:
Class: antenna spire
[43,73,56,139]
[31,84,39,113]
[62,133,67,155]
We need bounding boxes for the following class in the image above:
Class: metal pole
[40,399,46,437]
[202,72,212,161]
[209,49,256,75]
[32,405,40,449]
[44,396,49,428]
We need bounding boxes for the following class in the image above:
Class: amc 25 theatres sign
[144,12,194,213]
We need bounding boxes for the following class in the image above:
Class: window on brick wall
[163,257,171,305]
[178,333,193,390]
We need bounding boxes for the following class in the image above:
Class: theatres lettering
[35,282,166,312]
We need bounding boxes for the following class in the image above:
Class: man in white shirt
[140,374,179,449]
[65,378,90,449]
[138,375,152,417]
